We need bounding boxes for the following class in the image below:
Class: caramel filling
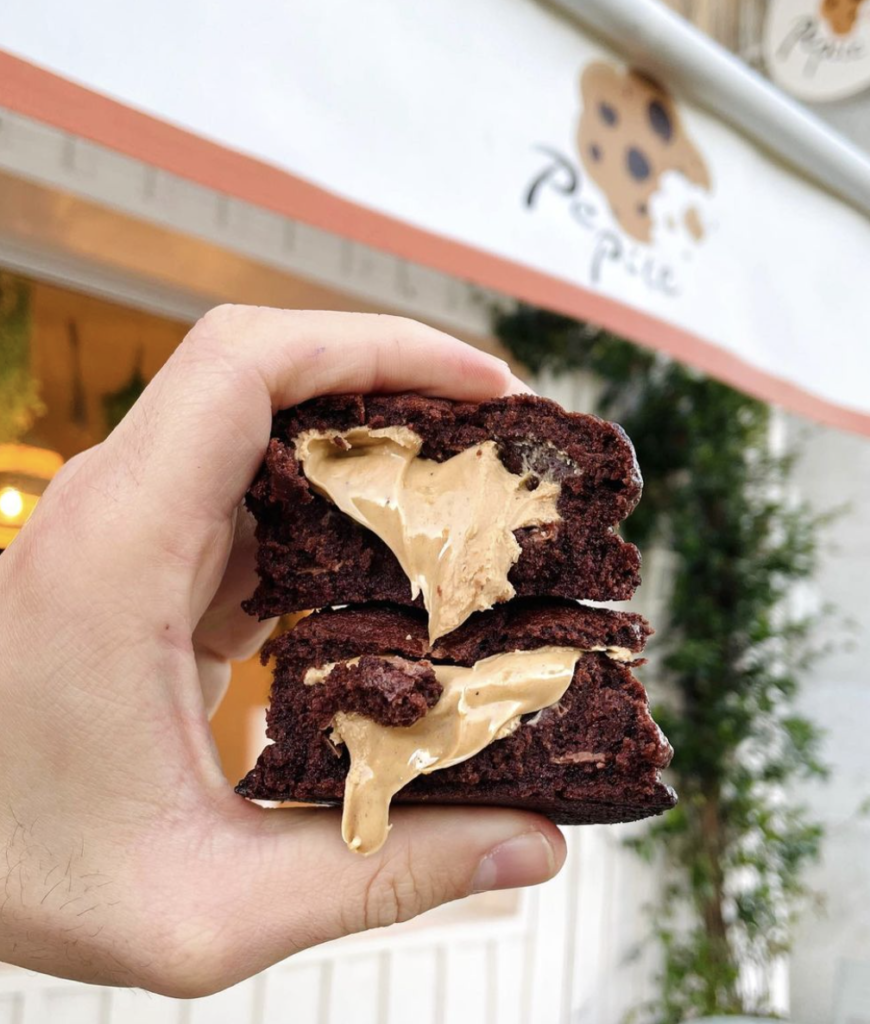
[295,427,561,643]
[306,647,580,855]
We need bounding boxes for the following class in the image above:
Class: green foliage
[0,274,43,443]
[493,304,828,1022]
[102,351,147,432]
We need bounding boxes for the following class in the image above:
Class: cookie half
[243,393,643,641]
[237,601,675,855]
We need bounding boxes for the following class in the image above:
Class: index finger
[126,307,517,510]
[51,307,520,572]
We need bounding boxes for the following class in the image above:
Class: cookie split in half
[239,394,675,854]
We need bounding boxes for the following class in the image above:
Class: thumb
[285,807,565,932]
[252,807,564,959]
[163,806,565,995]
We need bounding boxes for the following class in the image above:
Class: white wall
[787,419,870,1024]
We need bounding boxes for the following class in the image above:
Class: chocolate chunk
[627,147,652,182]
[599,101,619,126]
[310,655,442,728]
[648,99,673,142]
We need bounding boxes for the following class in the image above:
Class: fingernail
[470,831,558,894]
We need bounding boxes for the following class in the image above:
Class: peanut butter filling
[295,427,562,643]
[305,647,581,855]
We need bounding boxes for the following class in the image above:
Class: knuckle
[186,304,250,353]
[46,446,96,487]
[35,456,116,557]
[356,843,434,933]
[199,302,247,330]
[9,475,89,574]
[46,467,94,522]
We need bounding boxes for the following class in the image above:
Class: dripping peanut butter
[307,647,584,855]
[295,427,561,643]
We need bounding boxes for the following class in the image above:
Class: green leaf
[493,304,834,1022]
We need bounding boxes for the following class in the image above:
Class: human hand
[0,307,566,996]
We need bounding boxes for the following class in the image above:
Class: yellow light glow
[0,445,64,550]
[0,445,64,477]
[0,487,24,521]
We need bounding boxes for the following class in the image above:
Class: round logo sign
[764,0,870,101]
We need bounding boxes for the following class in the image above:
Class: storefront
[1,1,869,1020]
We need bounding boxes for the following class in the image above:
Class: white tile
[327,954,380,1024]
[261,962,322,1024]
[0,995,21,1024]
[386,948,438,1024]
[443,942,489,1024]
[492,935,524,1024]
[108,989,183,1024]
[189,979,257,1024]
[45,986,107,1024]
[524,843,573,1024]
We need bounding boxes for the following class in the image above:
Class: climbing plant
[102,348,148,432]
[0,274,43,444]
[493,305,829,1021]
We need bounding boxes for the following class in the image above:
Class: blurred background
[1,1,869,1022]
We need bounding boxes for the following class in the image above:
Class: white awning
[2,0,869,433]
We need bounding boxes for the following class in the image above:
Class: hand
[0,307,566,997]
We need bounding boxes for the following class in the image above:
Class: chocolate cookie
[237,601,675,853]
[243,393,643,639]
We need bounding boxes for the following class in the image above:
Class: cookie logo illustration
[820,0,867,34]
[577,63,710,244]
[522,61,717,295]
[765,0,870,101]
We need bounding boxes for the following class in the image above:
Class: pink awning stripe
[1,49,868,435]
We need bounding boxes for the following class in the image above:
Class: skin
[0,307,566,998]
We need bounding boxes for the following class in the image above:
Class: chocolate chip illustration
[627,147,651,181]
[684,206,705,241]
[648,99,673,143]
[577,62,711,243]
[599,102,618,126]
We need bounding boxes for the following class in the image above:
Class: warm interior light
[0,487,24,521]
[0,445,64,550]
